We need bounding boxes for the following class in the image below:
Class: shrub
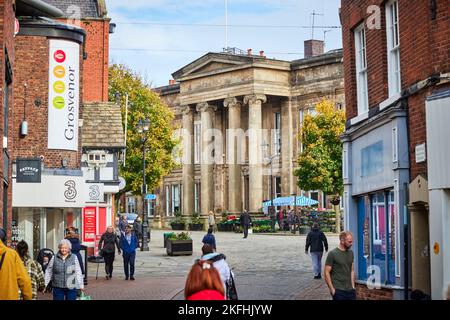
[168,232,192,241]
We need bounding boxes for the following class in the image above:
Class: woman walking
[98,226,122,279]
[16,240,44,300]
[44,239,84,300]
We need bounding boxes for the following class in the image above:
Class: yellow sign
[434,242,440,255]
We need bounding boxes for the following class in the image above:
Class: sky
[107,0,343,88]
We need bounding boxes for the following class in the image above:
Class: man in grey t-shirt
[324,231,356,300]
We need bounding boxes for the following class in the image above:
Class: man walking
[0,228,32,300]
[239,210,252,239]
[324,231,356,300]
[119,225,139,280]
[305,222,328,279]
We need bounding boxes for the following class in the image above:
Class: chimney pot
[169,79,175,85]
[247,48,253,55]
[259,50,265,57]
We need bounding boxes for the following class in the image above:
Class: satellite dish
[119,177,126,190]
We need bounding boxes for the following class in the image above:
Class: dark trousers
[243,225,249,238]
[123,251,136,278]
[103,252,115,276]
[53,287,77,300]
[332,289,356,300]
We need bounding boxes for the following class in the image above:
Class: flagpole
[225,0,228,49]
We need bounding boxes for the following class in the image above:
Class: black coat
[99,232,121,254]
[305,228,328,253]
[239,212,252,227]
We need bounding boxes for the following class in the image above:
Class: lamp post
[137,118,150,252]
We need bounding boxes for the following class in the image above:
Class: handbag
[226,271,238,300]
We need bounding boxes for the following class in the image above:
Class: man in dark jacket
[305,222,329,279]
[119,225,139,280]
[133,217,142,248]
[99,226,121,279]
[239,210,252,239]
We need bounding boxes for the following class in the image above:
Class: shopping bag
[248,228,253,234]
[77,292,92,300]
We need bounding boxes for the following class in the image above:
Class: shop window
[361,141,384,177]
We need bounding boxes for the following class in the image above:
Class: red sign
[83,208,96,242]
[53,50,66,63]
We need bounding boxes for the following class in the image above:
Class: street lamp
[137,118,151,252]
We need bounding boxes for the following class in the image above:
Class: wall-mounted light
[109,23,117,34]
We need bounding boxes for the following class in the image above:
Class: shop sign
[17,158,41,183]
[85,183,104,203]
[83,208,96,243]
[48,39,80,151]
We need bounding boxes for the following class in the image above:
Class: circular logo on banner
[434,242,440,255]
[53,65,66,78]
[64,180,77,200]
[53,81,66,94]
[53,96,65,110]
[54,50,66,63]
[118,177,126,191]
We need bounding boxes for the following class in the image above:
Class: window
[194,123,201,164]
[127,197,136,214]
[299,109,305,152]
[358,190,397,285]
[392,127,398,163]
[274,177,282,198]
[355,24,369,115]
[273,113,281,155]
[87,151,107,168]
[386,0,401,96]
[171,184,181,215]
[310,191,319,202]
[361,141,384,177]
[165,185,171,217]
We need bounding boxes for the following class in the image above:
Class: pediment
[409,174,429,205]
[172,53,253,80]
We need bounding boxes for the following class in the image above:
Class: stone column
[281,97,294,196]
[196,102,217,217]
[224,97,243,213]
[181,106,195,216]
[244,94,267,213]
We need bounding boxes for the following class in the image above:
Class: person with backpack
[305,222,329,279]
[0,228,32,300]
[16,240,45,300]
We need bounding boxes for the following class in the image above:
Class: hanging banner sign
[83,208,97,243]
[48,40,80,151]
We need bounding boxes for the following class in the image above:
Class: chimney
[169,79,175,85]
[247,48,253,55]
[304,40,324,58]
[259,50,265,58]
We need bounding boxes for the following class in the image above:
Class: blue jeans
[123,251,136,278]
[333,289,357,300]
[310,252,323,276]
[53,287,78,300]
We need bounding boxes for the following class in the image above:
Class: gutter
[16,0,64,18]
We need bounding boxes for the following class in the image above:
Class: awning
[263,196,319,207]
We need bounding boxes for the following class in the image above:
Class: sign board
[415,143,426,163]
[85,183,104,203]
[16,158,41,183]
[83,207,97,243]
[48,39,80,151]
[145,194,157,200]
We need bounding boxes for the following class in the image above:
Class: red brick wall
[81,19,110,102]
[12,35,84,170]
[0,0,15,233]
[356,283,394,300]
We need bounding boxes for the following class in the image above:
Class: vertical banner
[83,207,97,243]
[48,40,80,151]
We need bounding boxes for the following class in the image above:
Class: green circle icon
[53,81,66,94]
[53,96,65,110]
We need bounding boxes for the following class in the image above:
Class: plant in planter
[188,212,204,231]
[166,232,193,256]
[170,210,186,230]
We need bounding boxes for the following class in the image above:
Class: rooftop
[42,0,107,18]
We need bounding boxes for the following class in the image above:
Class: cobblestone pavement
[39,230,338,300]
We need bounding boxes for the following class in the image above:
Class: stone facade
[154,49,344,227]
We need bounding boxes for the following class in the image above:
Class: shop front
[342,106,409,298]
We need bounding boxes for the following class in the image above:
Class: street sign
[145,194,157,200]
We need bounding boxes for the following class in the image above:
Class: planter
[188,223,204,231]
[217,223,232,232]
[166,239,193,256]
[163,232,175,248]
[171,223,186,231]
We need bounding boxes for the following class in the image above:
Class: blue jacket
[119,233,139,255]
[202,233,216,250]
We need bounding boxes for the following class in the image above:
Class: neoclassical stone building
[153,47,344,227]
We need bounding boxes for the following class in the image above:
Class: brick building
[340,0,450,299]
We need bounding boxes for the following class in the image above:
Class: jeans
[53,287,78,300]
[333,289,357,300]
[103,252,115,276]
[123,251,136,278]
[310,252,323,276]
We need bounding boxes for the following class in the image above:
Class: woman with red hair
[185,260,225,300]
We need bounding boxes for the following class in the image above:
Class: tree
[294,99,346,233]
[109,64,178,201]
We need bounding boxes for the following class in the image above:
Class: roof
[16,0,64,18]
[41,0,106,18]
[82,103,126,149]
